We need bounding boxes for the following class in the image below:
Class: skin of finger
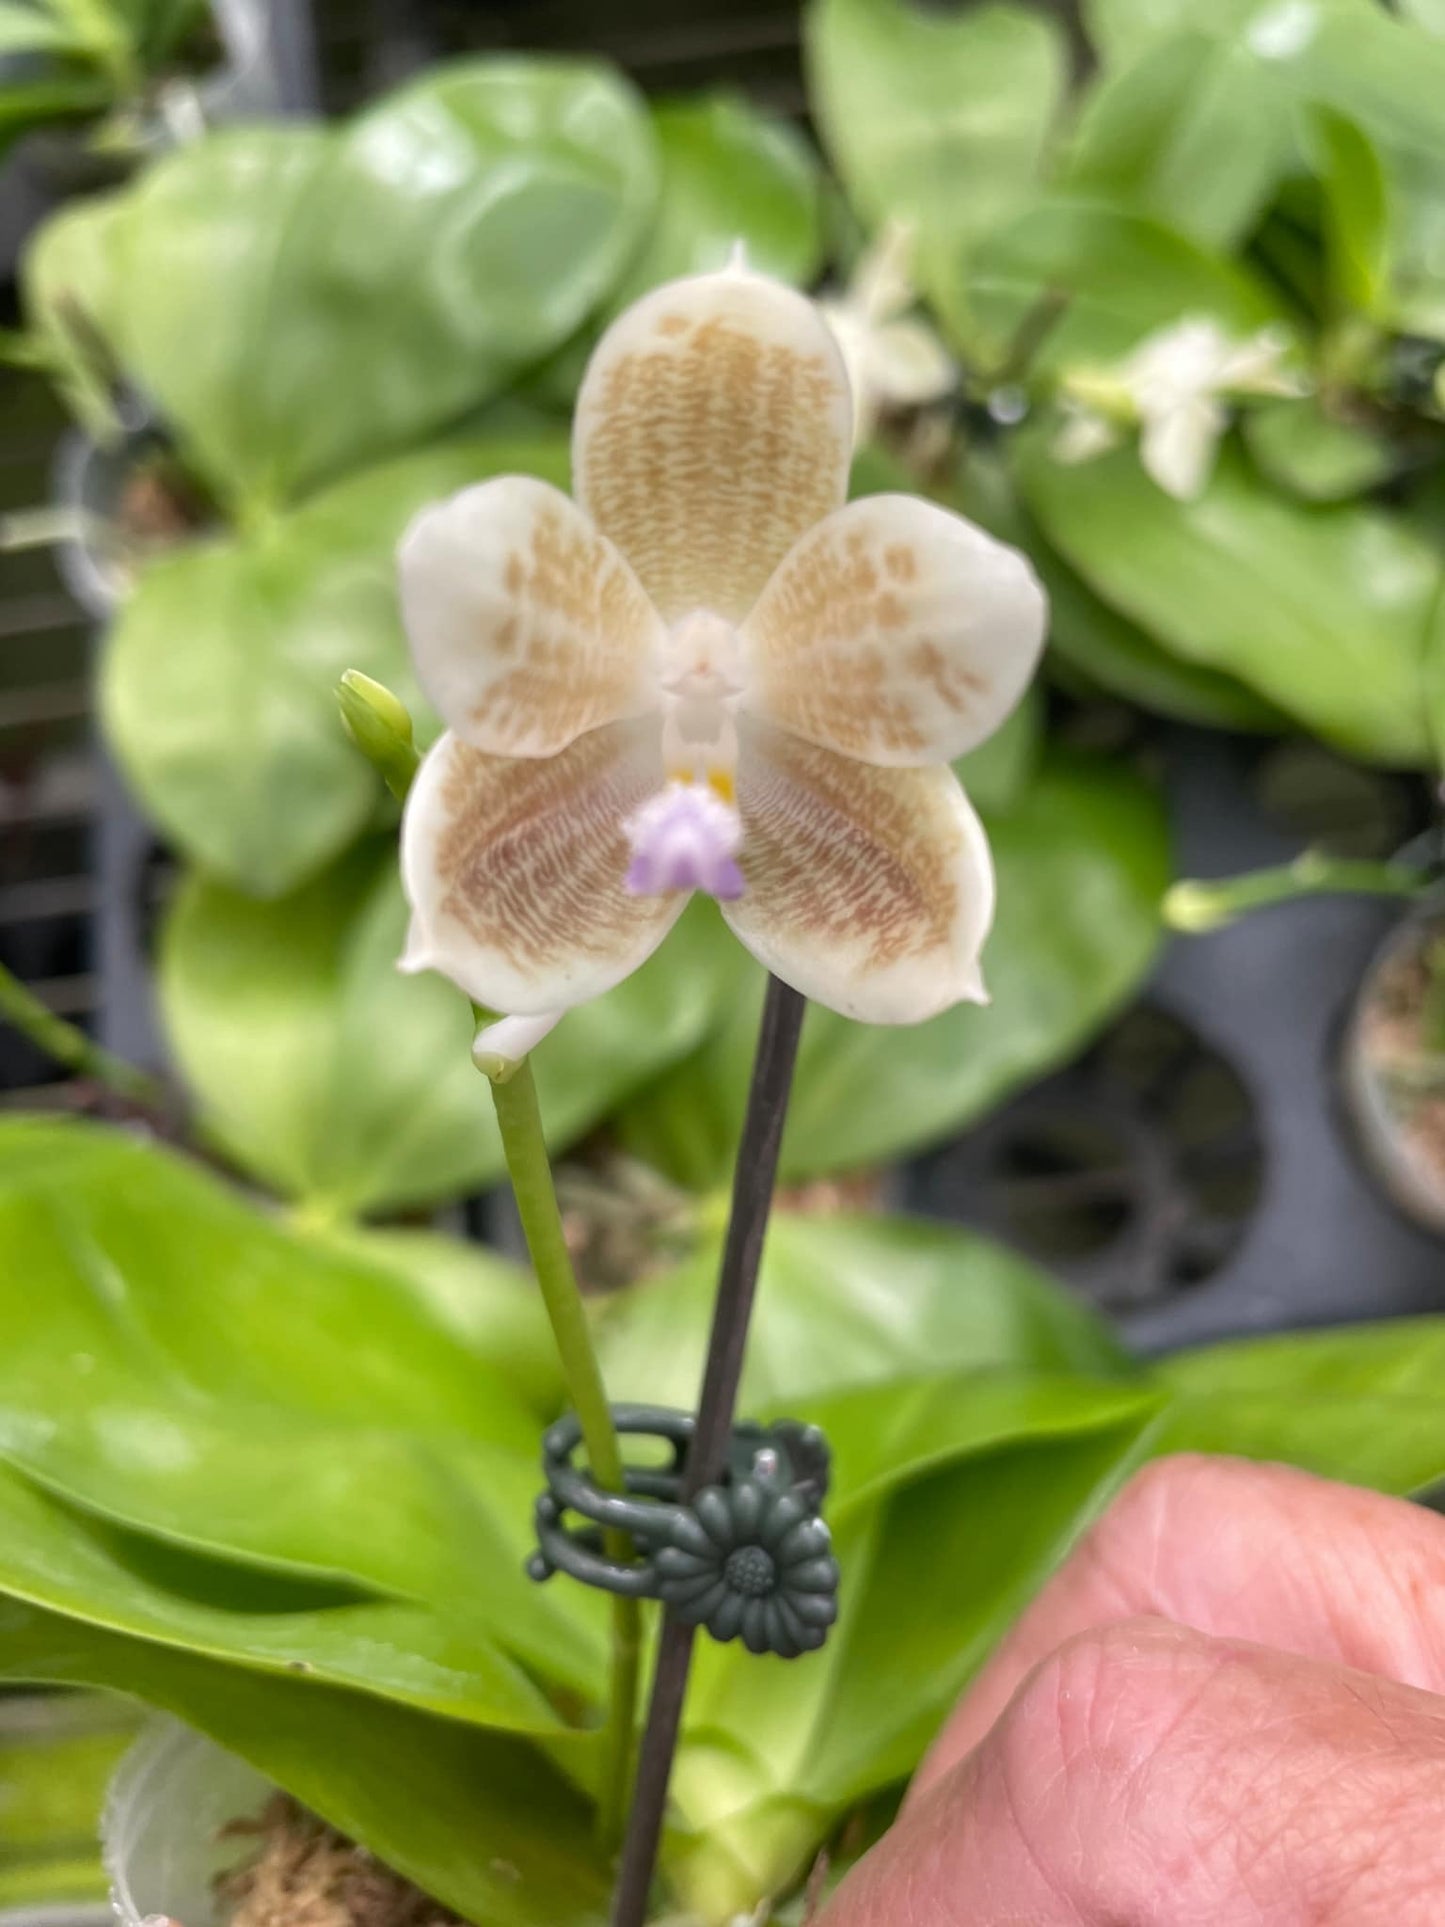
[911,1453,1445,1804]
[822,1617,1445,1927]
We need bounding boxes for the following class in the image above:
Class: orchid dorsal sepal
[336,669,419,802]
[471,1009,564,1082]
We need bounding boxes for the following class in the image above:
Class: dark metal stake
[609,974,807,1927]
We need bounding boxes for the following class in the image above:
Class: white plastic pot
[103,1723,272,1927]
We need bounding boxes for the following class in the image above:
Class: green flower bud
[336,670,418,801]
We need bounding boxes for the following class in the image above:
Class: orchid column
[389,257,1047,1922]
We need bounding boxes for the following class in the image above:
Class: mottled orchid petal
[741,494,1045,766]
[572,266,853,623]
[398,476,666,759]
[400,721,682,1017]
[722,719,994,1024]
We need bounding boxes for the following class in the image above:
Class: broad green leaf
[0,69,110,161]
[1310,106,1391,316]
[1081,0,1373,66]
[0,1118,605,1722]
[955,447,1284,729]
[1399,0,1445,31]
[953,683,1042,817]
[97,61,655,509]
[967,195,1287,370]
[805,0,1065,318]
[160,845,743,1217]
[1067,31,1293,249]
[0,1692,138,1905]
[1018,437,1437,765]
[1040,524,1287,726]
[597,1211,1136,1414]
[1159,1320,1445,1494]
[0,1457,570,1733]
[0,1602,609,1927]
[0,3,76,55]
[612,94,823,303]
[22,187,127,440]
[1244,395,1399,501]
[320,1225,562,1418]
[619,752,1170,1186]
[101,435,568,896]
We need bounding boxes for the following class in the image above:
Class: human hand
[819,1454,1445,1925]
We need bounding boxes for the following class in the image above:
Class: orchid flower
[397,261,1046,1065]
[1055,316,1302,501]
[819,221,956,449]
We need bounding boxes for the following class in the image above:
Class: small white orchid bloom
[1056,316,1301,501]
[819,222,956,448]
[397,262,1046,1053]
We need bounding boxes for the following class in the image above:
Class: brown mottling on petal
[431,726,666,977]
[575,278,852,622]
[467,505,658,751]
[741,495,1033,767]
[734,726,956,972]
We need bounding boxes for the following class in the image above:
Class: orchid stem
[610,974,808,1927]
[0,960,165,1110]
[488,1059,639,1855]
[1165,851,1431,935]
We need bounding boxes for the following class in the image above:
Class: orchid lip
[624,780,745,903]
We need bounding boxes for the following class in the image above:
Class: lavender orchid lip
[624,781,745,901]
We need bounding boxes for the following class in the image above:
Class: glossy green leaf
[1018,437,1437,765]
[805,0,1065,316]
[0,3,76,56]
[597,1210,1135,1414]
[22,187,127,440]
[953,683,1042,816]
[619,751,1169,1186]
[1244,396,1399,501]
[956,447,1284,729]
[0,1692,138,1905]
[1158,1320,1445,1494]
[0,69,110,161]
[1310,106,1391,315]
[613,94,823,303]
[0,1118,604,1724]
[101,435,567,896]
[320,1224,562,1418]
[0,1603,609,1927]
[95,61,655,509]
[967,195,1287,369]
[1067,30,1292,249]
[160,845,743,1216]
[1081,0,1373,66]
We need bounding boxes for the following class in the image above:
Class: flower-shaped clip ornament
[398,261,1046,1054]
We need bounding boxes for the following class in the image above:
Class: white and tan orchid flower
[1056,316,1302,501]
[397,261,1046,1066]
[819,221,956,449]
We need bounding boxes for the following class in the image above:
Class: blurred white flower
[1056,316,1302,500]
[820,221,956,447]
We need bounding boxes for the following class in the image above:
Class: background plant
[5,2,1445,1922]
